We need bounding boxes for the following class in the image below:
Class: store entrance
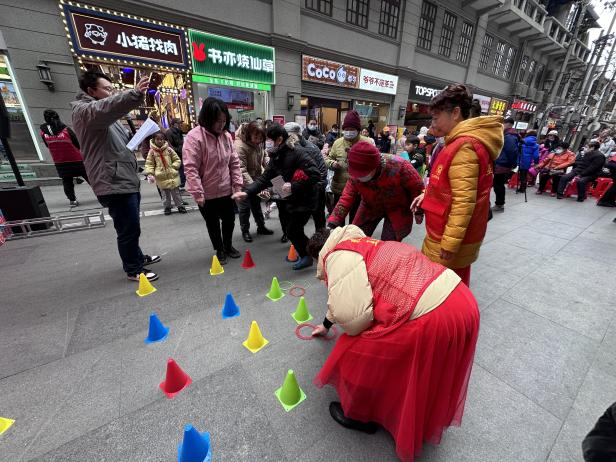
[301,96,350,133]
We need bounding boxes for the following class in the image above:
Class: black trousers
[517,169,529,192]
[274,200,290,236]
[61,172,89,202]
[333,193,360,224]
[538,172,561,193]
[287,210,312,258]
[312,186,326,230]
[557,171,594,200]
[492,172,509,206]
[238,194,265,232]
[198,196,235,251]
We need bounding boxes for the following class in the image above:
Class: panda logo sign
[84,24,108,45]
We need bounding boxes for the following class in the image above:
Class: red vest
[41,127,83,164]
[323,237,444,337]
[422,136,493,246]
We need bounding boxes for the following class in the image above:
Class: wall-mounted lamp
[398,105,406,120]
[287,92,295,110]
[36,62,54,91]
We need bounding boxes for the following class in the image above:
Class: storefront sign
[473,94,492,114]
[61,2,188,69]
[189,30,275,85]
[272,115,286,125]
[511,100,537,112]
[515,121,529,130]
[192,74,271,91]
[302,55,359,88]
[489,98,508,116]
[359,69,398,95]
[409,81,442,102]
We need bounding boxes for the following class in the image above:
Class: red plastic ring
[295,323,338,341]
[289,286,306,297]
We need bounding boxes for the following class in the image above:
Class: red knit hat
[342,110,362,131]
[348,141,380,178]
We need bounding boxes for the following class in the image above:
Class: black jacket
[325,130,339,146]
[245,138,321,212]
[574,149,605,178]
[298,137,327,185]
[166,127,184,157]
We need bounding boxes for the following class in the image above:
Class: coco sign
[301,55,359,89]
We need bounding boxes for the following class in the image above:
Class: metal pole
[0,137,25,187]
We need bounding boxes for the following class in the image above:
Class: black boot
[328,402,378,434]
[242,231,253,242]
[216,249,228,265]
[257,226,274,235]
[224,246,241,258]
[280,234,288,243]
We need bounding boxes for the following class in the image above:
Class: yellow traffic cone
[210,255,224,276]
[242,320,269,353]
[274,369,306,412]
[136,273,157,297]
[0,417,15,435]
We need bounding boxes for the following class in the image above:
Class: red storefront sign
[511,100,537,112]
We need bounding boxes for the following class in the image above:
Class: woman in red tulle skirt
[307,225,480,462]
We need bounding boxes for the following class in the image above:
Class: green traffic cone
[274,369,306,412]
[291,296,313,324]
[266,277,285,301]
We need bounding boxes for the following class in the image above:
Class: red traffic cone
[160,358,192,398]
[241,250,256,269]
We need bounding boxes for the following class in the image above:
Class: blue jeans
[99,192,144,275]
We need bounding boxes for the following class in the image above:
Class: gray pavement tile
[561,235,616,265]
[474,300,598,420]
[547,366,616,462]
[497,227,570,256]
[542,204,610,228]
[524,217,586,240]
[412,365,561,462]
[473,240,542,277]
[467,262,524,310]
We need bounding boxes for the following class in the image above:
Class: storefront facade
[406,79,444,131]
[300,55,398,133]
[61,1,192,135]
[510,99,538,127]
[189,29,275,125]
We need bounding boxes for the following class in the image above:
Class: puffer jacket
[519,135,539,170]
[536,150,576,172]
[325,135,374,194]
[245,135,321,212]
[71,90,143,197]
[236,135,267,186]
[422,115,503,269]
[143,140,181,189]
[295,135,327,186]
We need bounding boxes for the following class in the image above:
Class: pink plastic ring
[295,323,338,341]
[289,286,306,297]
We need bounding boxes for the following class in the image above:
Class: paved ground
[1,182,616,461]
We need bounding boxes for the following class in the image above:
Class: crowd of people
[29,69,611,461]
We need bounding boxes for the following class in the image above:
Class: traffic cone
[0,417,15,435]
[286,245,299,262]
[209,255,224,276]
[266,277,285,301]
[241,250,255,269]
[160,358,192,398]
[221,293,240,319]
[242,320,269,353]
[135,273,157,297]
[274,369,306,412]
[144,312,170,344]
[178,424,212,462]
[291,296,313,324]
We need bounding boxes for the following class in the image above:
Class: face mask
[343,130,358,140]
[265,140,275,150]
[357,173,373,183]
[308,124,317,130]
[332,129,338,134]
[555,148,564,154]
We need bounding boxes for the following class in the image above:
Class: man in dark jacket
[71,70,160,282]
[244,123,321,270]
[557,140,606,201]
[285,122,327,230]
[492,118,519,212]
[166,118,185,188]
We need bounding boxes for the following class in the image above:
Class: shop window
[347,0,370,28]
[518,55,529,83]
[417,1,437,50]
[492,41,506,76]
[305,0,332,16]
[525,59,536,86]
[456,22,474,63]
[479,34,493,70]
[379,0,400,39]
[502,46,516,79]
[438,12,457,58]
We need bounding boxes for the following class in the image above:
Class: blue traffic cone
[144,312,170,344]
[178,424,211,462]
[221,293,240,319]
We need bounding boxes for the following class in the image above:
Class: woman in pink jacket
[183,97,245,265]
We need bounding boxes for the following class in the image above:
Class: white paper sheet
[271,175,291,198]
[126,118,160,151]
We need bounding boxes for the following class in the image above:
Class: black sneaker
[164,207,172,215]
[178,206,187,213]
[75,177,85,185]
[127,268,158,282]
[225,246,241,258]
[280,234,289,243]
[329,402,378,434]
[143,255,161,265]
[216,249,228,265]
[256,226,274,235]
[242,231,253,242]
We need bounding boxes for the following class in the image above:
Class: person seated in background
[556,140,606,201]
[597,148,616,207]
[535,141,576,196]
[399,135,425,174]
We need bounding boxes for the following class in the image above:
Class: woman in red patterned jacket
[326,141,424,241]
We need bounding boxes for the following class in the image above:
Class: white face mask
[265,140,275,150]
[357,174,373,183]
[555,148,564,154]
[308,124,317,130]
[343,130,358,140]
